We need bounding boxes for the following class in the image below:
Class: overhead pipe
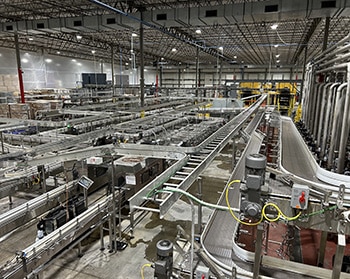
[313,32,350,62]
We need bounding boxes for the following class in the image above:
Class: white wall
[0,47,154,90]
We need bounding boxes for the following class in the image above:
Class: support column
[195,47,199,99]
[196,177,202,234]
[331,234,346,279]
[111,45,115,96]
[317,231,328,267]
[139,11,145,107]
[111,157,117,252]
[323,17,330,52]
[14,33,25,103]
[100,223,105,250]
[253,224,264,279]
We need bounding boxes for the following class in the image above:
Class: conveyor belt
[201,131,264,275]
[280,118,318,182]
[201,116,350,279]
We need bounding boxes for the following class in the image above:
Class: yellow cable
[141,263,152,279]
[225,180,263,226]
[263,203,302,221]
[226,180,302,226]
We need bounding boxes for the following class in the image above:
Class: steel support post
[195,46,199,99]
[108,214,113,253]
[111,45,115,96]
[331,233,346,279]
[39,165,46,193]
[78,241,83,257]
[253,223,264,279]
[111,157,117,252]
[100,223,105,251]
[196,177,203,234]
[14,33,25,103]
[0,131,4,154]
[317,230,328,267]
[139,11,145,107]
[323,17,330,51]
[130,211,135,238]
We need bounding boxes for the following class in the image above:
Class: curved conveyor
[201,115,350,279]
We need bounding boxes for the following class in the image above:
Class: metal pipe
[300,45,308,101]
[320,83,340,158]
[320,50,350,69]
[111,156,117,252]
[307,80,318,135]
[312,83,325,139]
[328,88,346,169]
[313,32,350,61]
[316,83,333,146]
[337,63,350,173]
[197,177,202,234]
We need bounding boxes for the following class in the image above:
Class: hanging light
[271,24,278,30]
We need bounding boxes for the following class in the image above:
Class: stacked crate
[0,74,19,93]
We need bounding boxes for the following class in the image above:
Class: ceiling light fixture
[91,50,96,54]
[28,37,34,41]
[195,29,201,34]
[274,44,279,48]
[172,48,177,52]
[132,33,137,37]
[276,59,280,63]
[76,34,82,40]
[56,51,61,54]
[218,46,223,51]
[275,54,280,58]
[271,24,278,30]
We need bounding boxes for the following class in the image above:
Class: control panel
[291,184,309,210]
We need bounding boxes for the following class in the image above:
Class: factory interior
[1,0,350,278]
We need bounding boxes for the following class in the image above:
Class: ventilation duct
[151,8,188,27]
[198,5,229,25]
[120,11,141,29]
[101,14,126,30]
[249,0,281,22]
[308,0,343,17]
[280,0,308,19]
[224,4,245,23]
[48,18,76,33]
[2,21,27,34]
[30,19,52,34]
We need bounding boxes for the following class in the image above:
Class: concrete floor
[33,152,233,279]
